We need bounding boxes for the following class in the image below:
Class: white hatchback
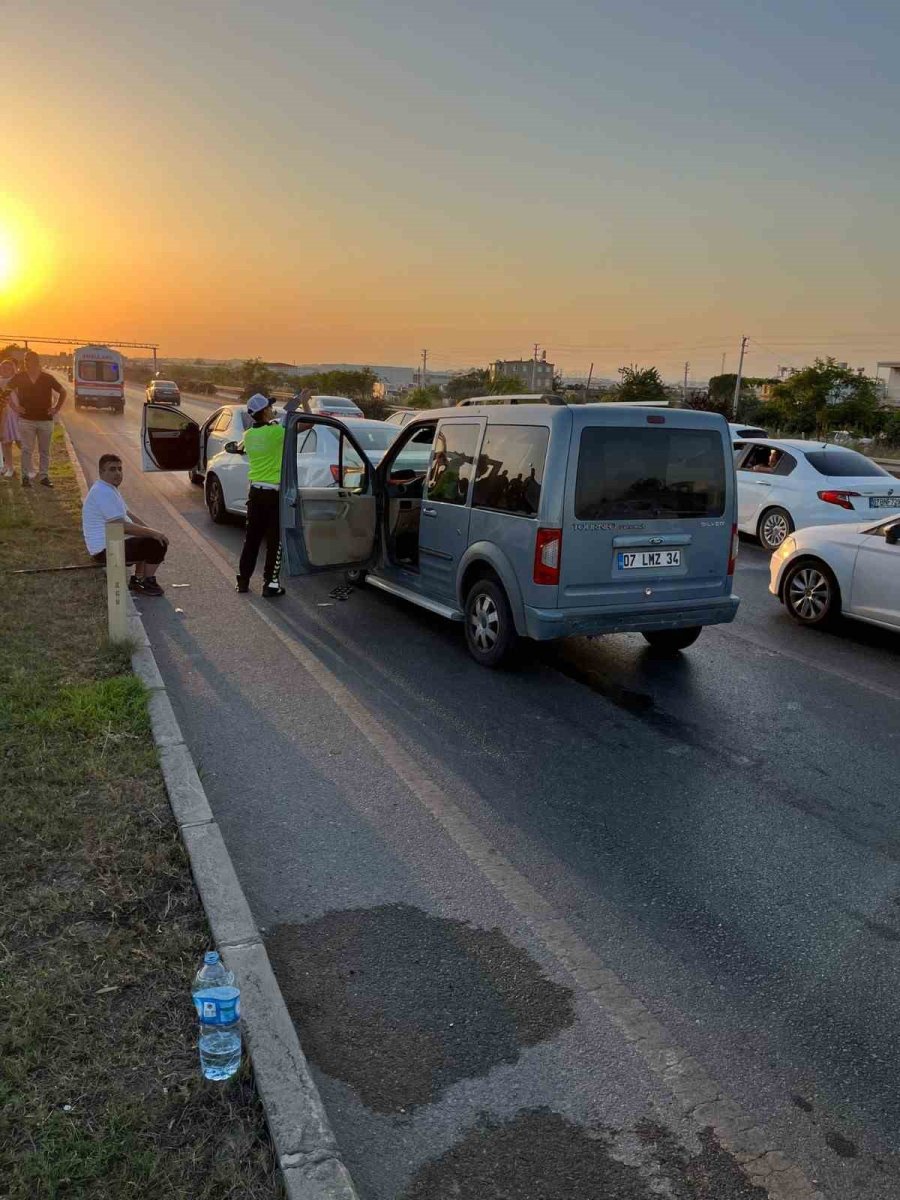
[769,517,900,631]
[735,439,900,551]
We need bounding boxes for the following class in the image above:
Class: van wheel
[464,578,518,668]
[345,567,366,585]
[758,506,794,551]
[206,475,228,524]
[642,627,702,653]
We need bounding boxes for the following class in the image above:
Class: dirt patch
[401,1109,770,1200]
[266,903,575,1113]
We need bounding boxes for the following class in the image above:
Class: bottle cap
[204,950,219,965]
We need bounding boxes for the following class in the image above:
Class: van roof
[407,403,730,431]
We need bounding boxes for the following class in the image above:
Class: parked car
[769,516,899,631]
[140,406,398,523]
[734,439,900,551]
[144,403,741,666]
[146,379,181,406]
[304,394,363,418]
[385,408,418,427]
[456,393,566,407]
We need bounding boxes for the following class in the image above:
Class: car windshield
[802,449,890,478]
[349,425,398,452]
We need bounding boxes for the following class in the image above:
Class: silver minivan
[141,403,739,666]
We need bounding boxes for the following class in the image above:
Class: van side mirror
[885,526,899,546]
[224,440,241,454]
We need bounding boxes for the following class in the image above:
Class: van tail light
[533,528,562,585]
[817,489,860,510]
[727,524,739,576]
[330,464,341,483]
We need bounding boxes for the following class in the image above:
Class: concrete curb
[61,424,359,1200]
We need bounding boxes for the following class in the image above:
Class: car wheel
[206,475,228,524]
[113,404,124,415]
[642,626,702,653]
[783,559,840,627]
[758,506,794,551]
[464,577,518,668]
[345,567,366,585]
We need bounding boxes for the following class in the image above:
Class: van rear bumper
[523,594,739,641]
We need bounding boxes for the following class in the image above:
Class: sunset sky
[3,0,899,381]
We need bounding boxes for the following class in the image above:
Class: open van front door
[141,404,201,472]
[279,414,378,576]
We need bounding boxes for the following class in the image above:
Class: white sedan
[735,439,900,551]
[769,517,899,631]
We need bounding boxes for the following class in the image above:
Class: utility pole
[720,351,726,375]
[421,349,428,389]
[732,335,748,419]
[682,361,690,407]
[585,362,593,404]
[531,343,539,391]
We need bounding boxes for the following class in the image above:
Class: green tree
[489,374,525,395]
[612,364,668,404]
[406,385,444,409]
[764,358,881,436]
[238,357,278,400]
[446,368,489,403]
[316,368,378,401]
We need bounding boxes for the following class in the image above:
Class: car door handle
[755,480,771,486]
[423,506,438,517]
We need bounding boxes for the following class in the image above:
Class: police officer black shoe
[235,575,250,593]
[261,580,286,598]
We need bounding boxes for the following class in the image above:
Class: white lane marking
[65,418,826,1199]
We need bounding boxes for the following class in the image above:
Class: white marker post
[105,519,128,643]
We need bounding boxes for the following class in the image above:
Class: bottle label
[193,986,240,1025]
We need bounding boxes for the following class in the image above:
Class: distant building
[876,361,900,408]
[265,362,303,375]
[490,356,555,390]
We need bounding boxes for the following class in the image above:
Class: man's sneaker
[262,580,286,598]
[21,475,31,488]
[1,467,14,479]
[128,575,143,592]
[235,575,250,593]
[137,576,165,597]
[39,476,53,488]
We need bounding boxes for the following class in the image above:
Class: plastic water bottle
[192,951,241,1081]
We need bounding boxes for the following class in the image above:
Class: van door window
[473,425,548,517]
[426,423,479,506]
[575,427,726,519]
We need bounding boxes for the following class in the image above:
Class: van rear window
[473,425,549,517]
[575,427,726,520]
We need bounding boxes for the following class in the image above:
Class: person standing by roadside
[0,358,20,478]
[10,350,66,487]
[82,454,170,596]
[235,390,310,597]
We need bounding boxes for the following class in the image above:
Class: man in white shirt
[82,453,170,596]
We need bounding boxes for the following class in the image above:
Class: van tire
[758,506,794,551]
[642,626,702,653]
[345,567,366,585]
[464,578,518,668]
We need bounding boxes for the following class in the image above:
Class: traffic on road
[61,378,900,1200]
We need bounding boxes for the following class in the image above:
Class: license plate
[617,549,682,570]
[869,496,898,508]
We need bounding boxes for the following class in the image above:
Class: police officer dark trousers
[236,393,286,597]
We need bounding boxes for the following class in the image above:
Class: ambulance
[72,345,125,413]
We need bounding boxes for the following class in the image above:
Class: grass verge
[0,430,281,1199]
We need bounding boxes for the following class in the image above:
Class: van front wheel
[642,627,702,653]
[464,578,517,668]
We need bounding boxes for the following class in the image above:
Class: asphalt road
[62,385,900,1200]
